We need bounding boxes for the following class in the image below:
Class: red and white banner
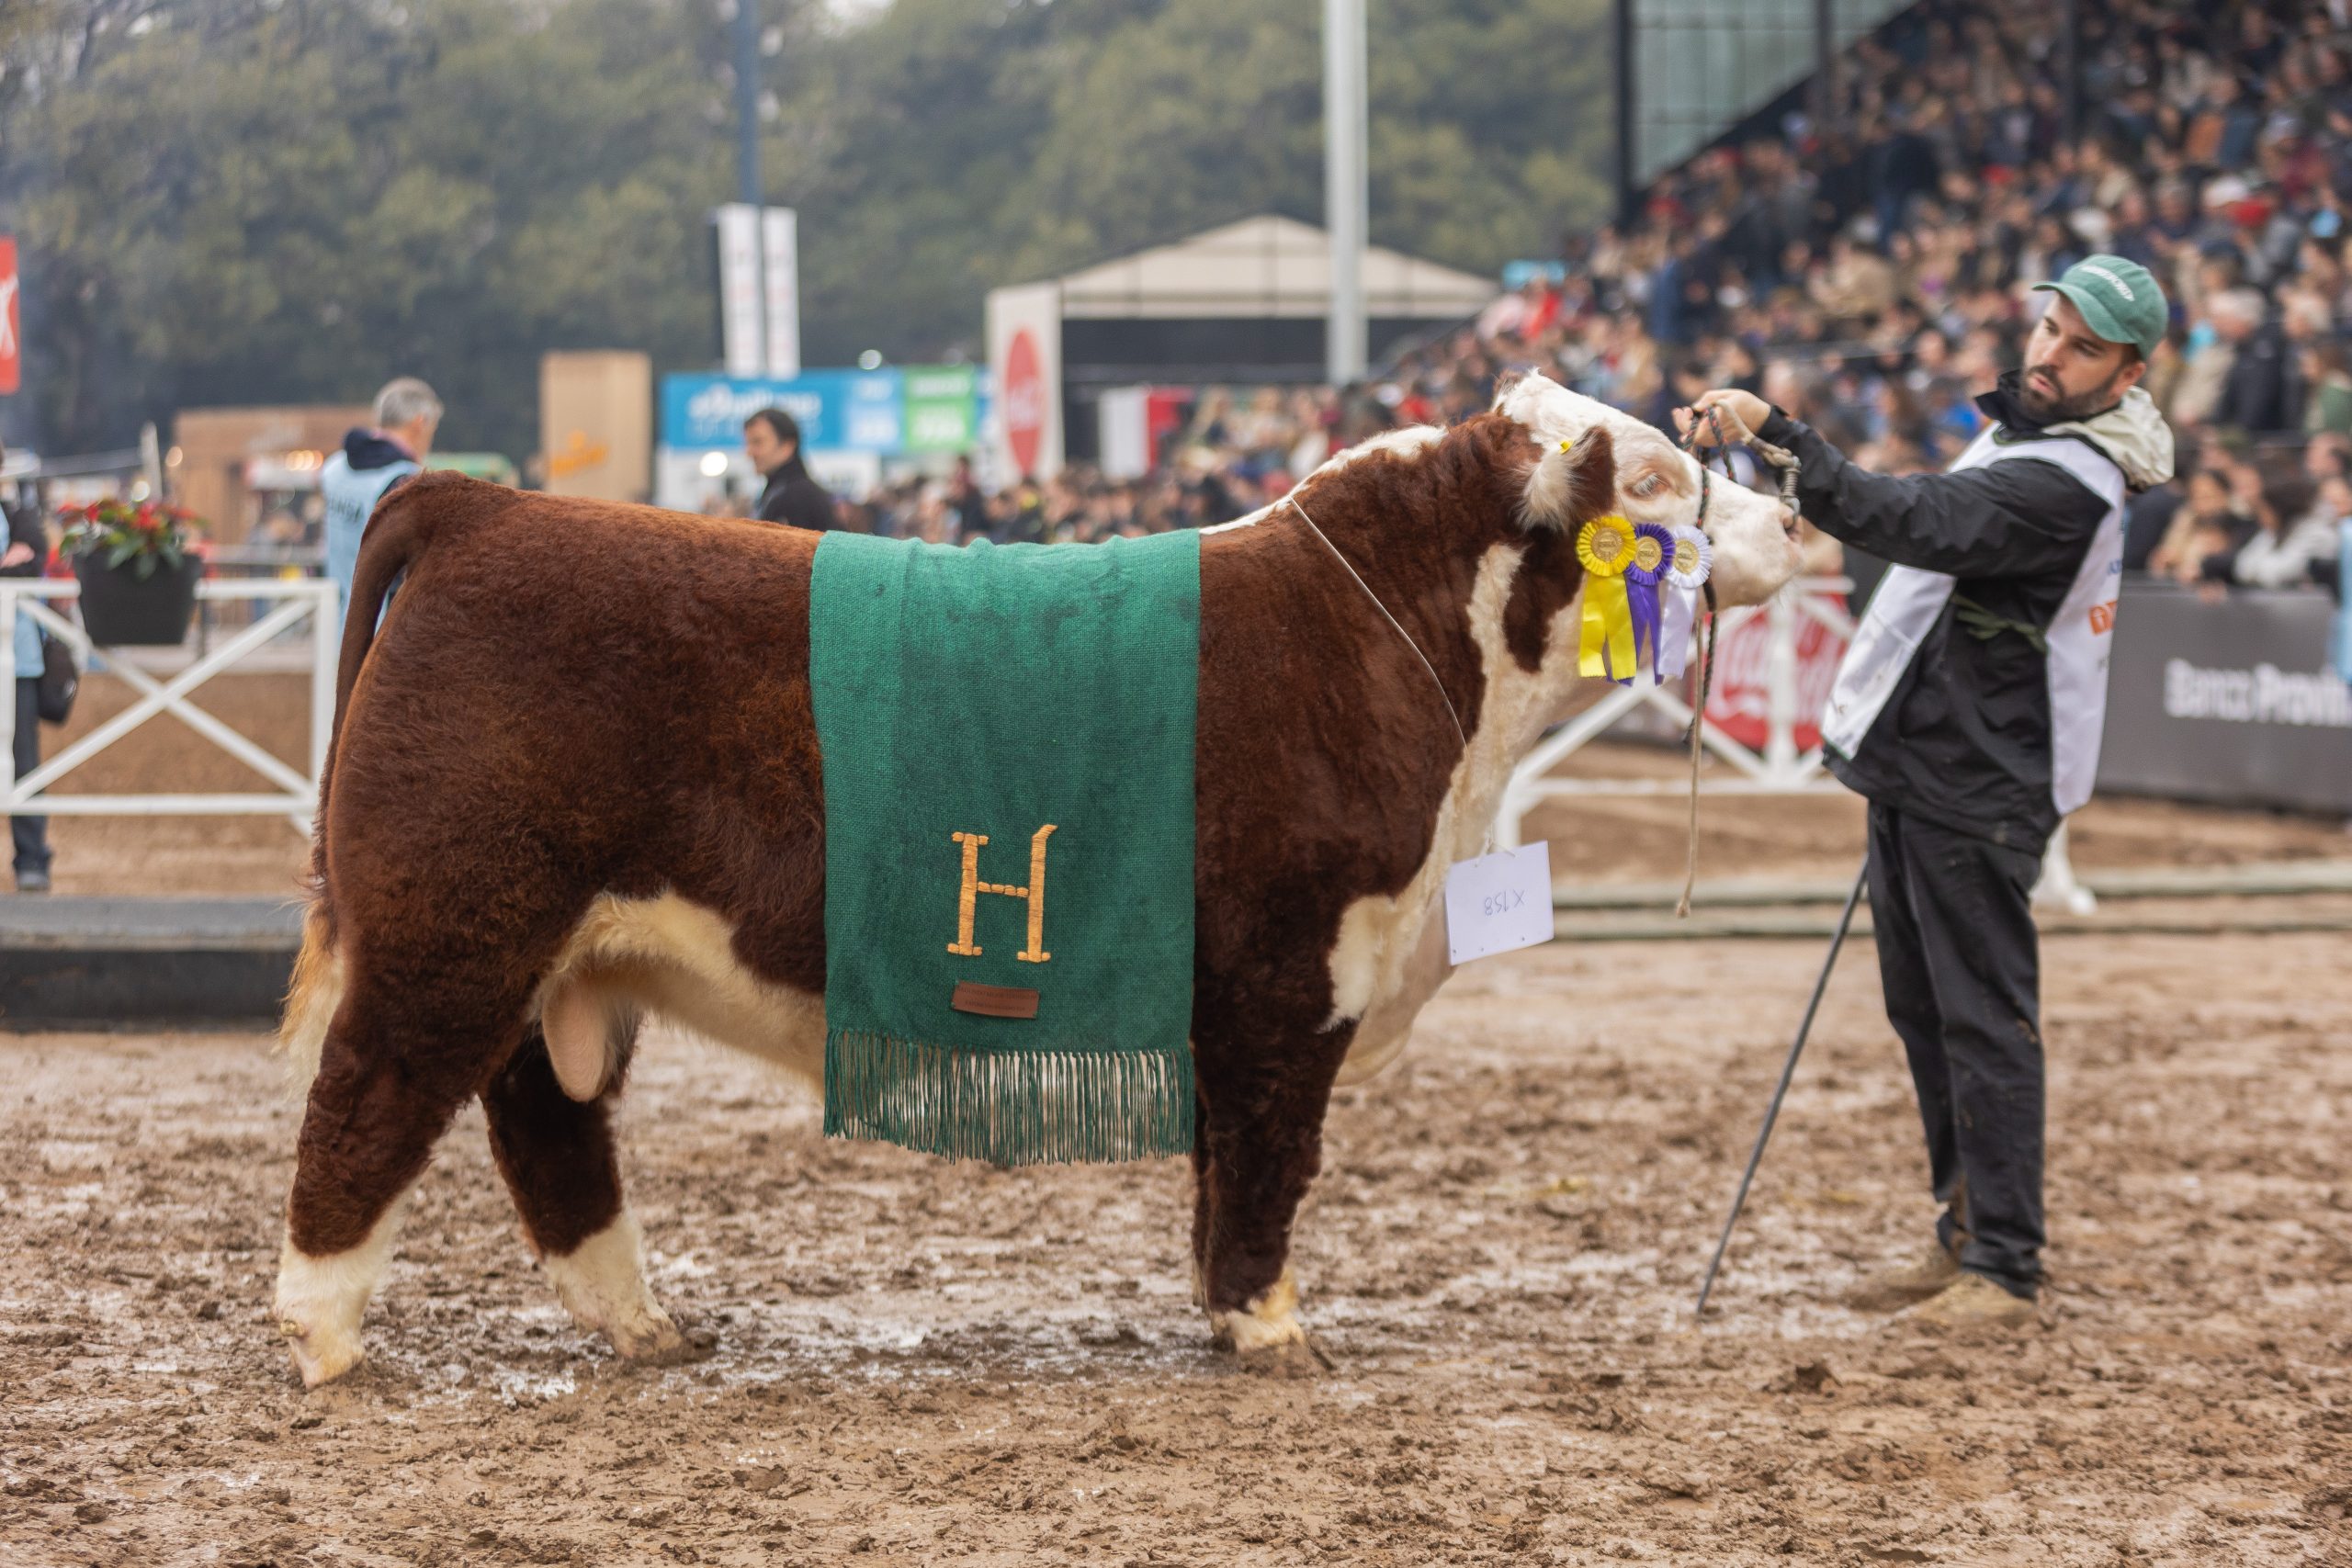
[0,237,19,396]
[984,282,1061,482]
[1702,592,1851,753]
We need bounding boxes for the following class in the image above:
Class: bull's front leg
[1192,1015,1351,1371]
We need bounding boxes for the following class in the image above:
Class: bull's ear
[1519,424,1614,531]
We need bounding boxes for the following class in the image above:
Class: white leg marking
[1209,1269,1305,1353]
[541,1211,683,1361]
[275,1197,407,1388]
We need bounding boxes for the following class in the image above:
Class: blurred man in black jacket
[743,409,839,532]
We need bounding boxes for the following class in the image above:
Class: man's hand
[1673,389,1772,449]
[0,543,32,570]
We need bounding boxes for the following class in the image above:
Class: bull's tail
[331,469,466,749]
[280,901,343,1098]
[286,470,475,1072]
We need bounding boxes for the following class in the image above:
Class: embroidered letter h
[947,825,1056,963]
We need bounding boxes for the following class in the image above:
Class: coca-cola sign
[1002,328,1045,478]
[0,238,18,396]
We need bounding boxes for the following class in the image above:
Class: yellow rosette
[1577,513,1639,679]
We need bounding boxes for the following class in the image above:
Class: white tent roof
[1049,215,1498,321]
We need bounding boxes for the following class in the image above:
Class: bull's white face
[1498,372,1804,607]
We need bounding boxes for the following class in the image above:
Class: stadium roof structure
[1046,215,1497,322]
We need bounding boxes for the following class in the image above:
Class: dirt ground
[5,671,2348,1564]
[2,924,2346,1566]
[18,669,2351,898]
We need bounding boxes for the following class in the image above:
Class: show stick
[1692,855,1870,1318]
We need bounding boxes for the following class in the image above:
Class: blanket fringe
[823,1031,1196,1166]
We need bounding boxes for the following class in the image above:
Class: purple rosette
[1623,520,1676,681]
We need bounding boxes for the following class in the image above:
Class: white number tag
[1443,841,1555,964]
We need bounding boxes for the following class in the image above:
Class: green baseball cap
[2030,254,2169,358]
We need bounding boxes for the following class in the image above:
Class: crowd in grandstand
[883,0,2346,596]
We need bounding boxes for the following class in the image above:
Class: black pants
[1866,800,2044,1299]
[13,677,48,876]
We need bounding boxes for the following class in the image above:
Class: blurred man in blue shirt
[322,378,439,625]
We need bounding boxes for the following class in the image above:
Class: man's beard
[2018,365,2125,423]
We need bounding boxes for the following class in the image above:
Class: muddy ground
[6,671,2347,1563]
[2,924,2346,1566]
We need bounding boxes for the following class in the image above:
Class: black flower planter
[74,553,201,647]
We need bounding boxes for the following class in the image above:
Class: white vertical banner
[984,282,1062,482]
[1096,385,1150,480]
[760,207,800,380]
[715,203,764,378]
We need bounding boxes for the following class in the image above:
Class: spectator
[0,443,50,893]
[2149,466,2260,583]
[2232,462,2347,587]
[2301,339,2352,435]
[2210,289,2298,432]
[745,409,839,532]
[322,377,436,621]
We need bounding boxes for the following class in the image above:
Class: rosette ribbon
[1657,524,1713,681]
[1576,514,1639,681]
[1624,521,1675,683]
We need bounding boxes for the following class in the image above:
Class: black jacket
[2215,319,2298,433]
[1761,373,2166,850]
[755,457,839,532]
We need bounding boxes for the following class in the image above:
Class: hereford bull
[274,372,1802,1386]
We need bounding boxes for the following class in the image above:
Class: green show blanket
[809,529,1200,1165]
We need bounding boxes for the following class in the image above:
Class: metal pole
[2060,0,2079,143]
[1323,0,1367,385]
[1813,0,1835,130]
[732,0,763,209]
[1692,857,1869,1317]
[1613,0,1636,228]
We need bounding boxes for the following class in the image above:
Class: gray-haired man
[323,378,440,622]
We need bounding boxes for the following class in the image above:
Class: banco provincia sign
[2162,658,2352,728]
[2099,581,2352,814]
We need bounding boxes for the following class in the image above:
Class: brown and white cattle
[274,373,1801,1385]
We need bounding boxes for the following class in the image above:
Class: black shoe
[15,869,50,893]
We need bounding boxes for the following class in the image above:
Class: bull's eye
[1629,473,1668,499]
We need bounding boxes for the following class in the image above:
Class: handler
[1682,257,2176,1326]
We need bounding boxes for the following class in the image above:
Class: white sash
[1820,431,2128,817]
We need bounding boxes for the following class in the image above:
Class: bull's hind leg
[1193,1026,1350,1369]
[276,985,497,1387]
[481,1023,684,1363]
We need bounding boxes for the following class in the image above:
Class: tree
[0,0,1611,458]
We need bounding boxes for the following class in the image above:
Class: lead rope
[1669,401,1803,919]
[1671,407,1727,919]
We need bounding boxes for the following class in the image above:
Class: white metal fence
[1,578,335,833]
[1498,576,1859,847]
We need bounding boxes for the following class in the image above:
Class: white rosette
[1657,525,1713,681]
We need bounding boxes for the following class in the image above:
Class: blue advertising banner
[662,368,978,456]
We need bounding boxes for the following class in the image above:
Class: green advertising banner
[903,366,979,454]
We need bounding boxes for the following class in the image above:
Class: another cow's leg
[275,983,499,1388]
[1193,1027,1350,1368]
[481,1022,684,1363]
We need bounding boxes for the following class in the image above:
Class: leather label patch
[950,981,1040,1020]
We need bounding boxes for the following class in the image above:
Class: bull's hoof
[1232,1334,1326,1378]
[1207,1270,1317,1370]
[281,1318,365,1389]
[604,1303,689,1364]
